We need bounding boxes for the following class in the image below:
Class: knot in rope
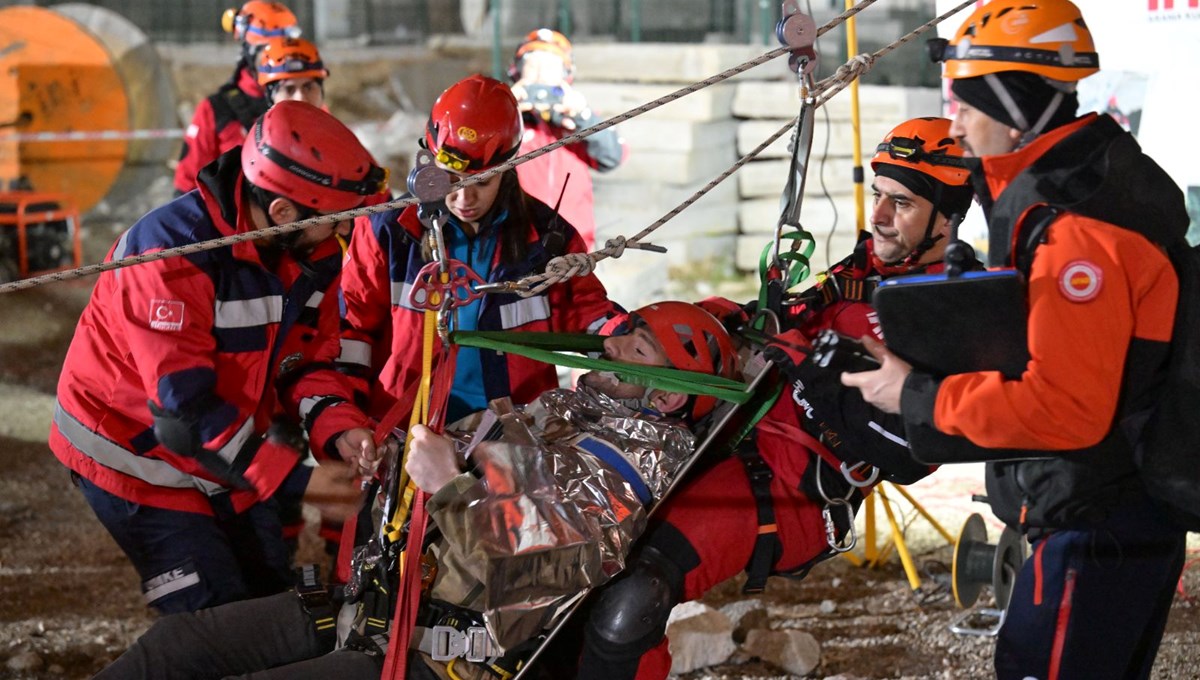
[600,235,628,259]
[835,53,875,85]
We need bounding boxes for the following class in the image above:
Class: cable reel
[948,512,1026,637]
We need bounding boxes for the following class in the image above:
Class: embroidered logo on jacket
[1058,261,1103,303]
[149,299,185,331]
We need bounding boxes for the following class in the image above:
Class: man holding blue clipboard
[844,1,1188,678]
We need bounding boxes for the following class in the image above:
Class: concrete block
[614,118,738,153]
[738,196,861,236]
[658,234,738,269]
[593,175,739,215]
[594,255,667,310]
[665,602,736,675]
[736,231,859,275]
[736,118,894,160]
[718,599,770,644]
[737,158,858,199]
[573,43,777,84]
[603,141,736,185]
[732,82,942,121]
[584,82,736,123]
[594,201,738,244]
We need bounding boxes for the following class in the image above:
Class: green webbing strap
[451,331,752,404]
[756,229,817,328]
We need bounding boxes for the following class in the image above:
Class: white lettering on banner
[149,299,185,331]
[213,295,283,328]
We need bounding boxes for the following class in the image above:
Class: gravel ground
[1,232,1198,679]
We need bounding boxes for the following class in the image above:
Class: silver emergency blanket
[425,386,695,651]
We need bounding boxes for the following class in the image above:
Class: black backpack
[1008,120,1200,531]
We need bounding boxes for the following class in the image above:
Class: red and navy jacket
[174,65,269,195]
[339,197,620,422]
[51,149,372,515]
[515,112,626,251]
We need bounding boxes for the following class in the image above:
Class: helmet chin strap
[983,73,1068,149]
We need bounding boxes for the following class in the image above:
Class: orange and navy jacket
[515,112,626,251]
[174,65,268,195]
[51,149,372,515]
[901,114,1181,529]
[339,198,620,422]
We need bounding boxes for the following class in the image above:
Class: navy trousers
[995,497,1186,680]
[75,474,293,613]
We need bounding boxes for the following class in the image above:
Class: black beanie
[951,72,1079,134]
[874,163,974,220]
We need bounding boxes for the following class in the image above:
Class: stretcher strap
[451,331,752,404]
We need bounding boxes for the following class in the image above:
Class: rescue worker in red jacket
[509,29,627,250]
[173,1,300,195]
[51,101,390,614]
[844,2,1188,678]
[91,302,737,680]
[576,117,977,679]
[339,74,620,426]
[253,38,392,247]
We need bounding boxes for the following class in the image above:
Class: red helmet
[241,100,389,212]
[222,1,300,46]
[256,37,327,86]
[630,301,739,421]
[425,75,523,175]
[930,0,1099,82]
[509,28,575,82]
[871,117,969,188]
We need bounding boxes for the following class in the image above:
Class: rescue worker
[253,37,392,245]
[51,101,391,614]
[339,74,621,427]
[252,35,392,557]
[93,302,738,680]
[173,1,300,195]
[843,2,1189,678]
[509,29,627,250]
[576,117,977,679]
[256,36,327,108]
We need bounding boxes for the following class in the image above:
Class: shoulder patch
[149,299,185,331]
[1058,260,1103,303]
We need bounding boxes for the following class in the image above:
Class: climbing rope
[0,0,883,296]
[0,0,978,297]
[510,0,974,297]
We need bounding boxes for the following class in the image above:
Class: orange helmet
[424,75,523,175]
[929,0,1099,82]
[510,28,575,82]
[871,117,969,188]
[222,1,300,46]
[630,301,739,422]
[242,101,389,212]
[256,37,327,86]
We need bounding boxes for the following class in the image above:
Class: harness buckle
[429,625,498,663]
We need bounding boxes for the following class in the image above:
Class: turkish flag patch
[1058,261,1103,303]
[149,299,185,331]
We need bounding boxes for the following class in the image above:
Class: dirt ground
[1,230,1199,679]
